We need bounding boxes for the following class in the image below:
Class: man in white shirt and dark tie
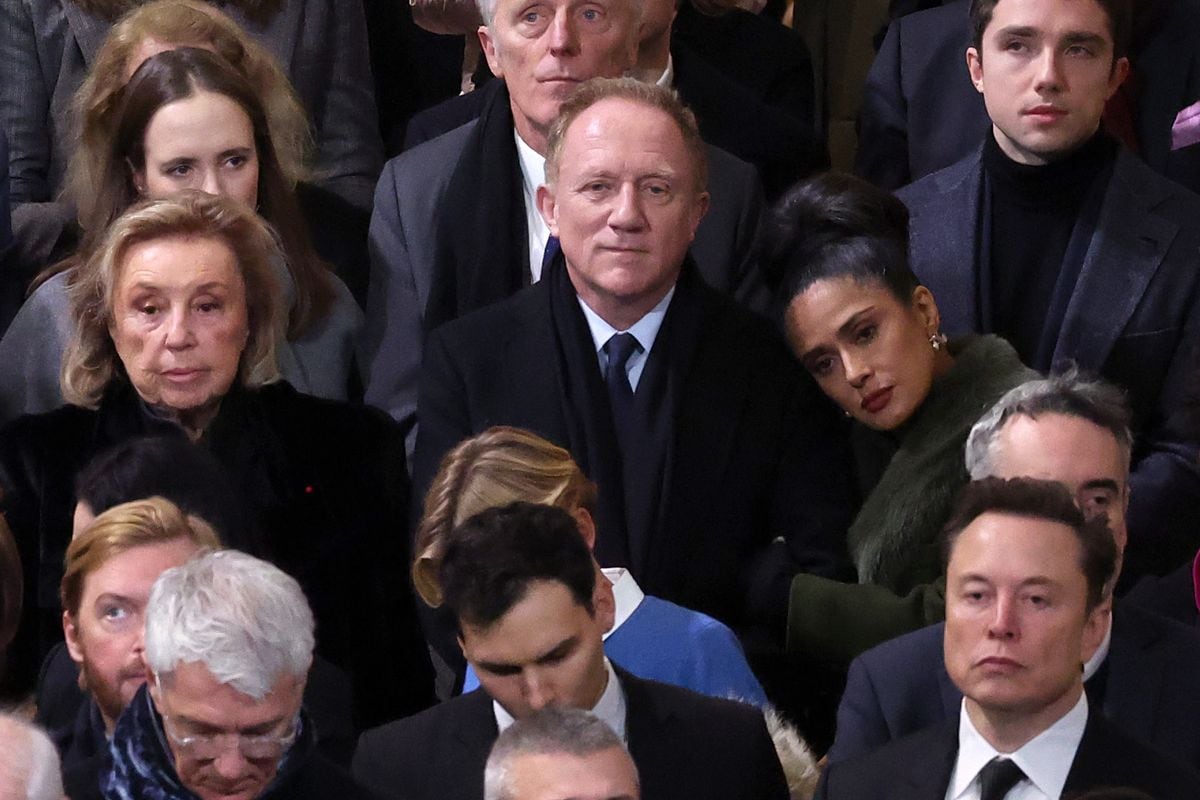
[816,477,1200,799]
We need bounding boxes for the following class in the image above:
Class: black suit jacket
[828,603,1200,771]
[402,45,823,201]
[818,708,1200,799]
[352,667,789,800]
[412,265,853,630]
[856,0,1200,192]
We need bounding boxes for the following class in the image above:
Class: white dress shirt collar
[654,55,675,88]
[514,129,551,283]
[602,567,646,640]
[948,691,1088,800]
[576,286,675,391]
[493,658,627,740]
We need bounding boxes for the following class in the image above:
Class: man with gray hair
[97,550,373,800]
[484,708,639,800]
[361,0,764,454]
[0,713,64,800]
[827,372,1200,772]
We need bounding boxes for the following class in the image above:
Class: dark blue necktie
[541,236,561,273]
[603,332,640,445]
[977,757,1026,800]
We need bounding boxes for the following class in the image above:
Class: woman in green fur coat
[760,172,1039,663]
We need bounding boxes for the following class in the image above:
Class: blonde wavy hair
[61,191,285,409]
[413,427,598,606]
[60,496,222,619]
[66,0,311,224]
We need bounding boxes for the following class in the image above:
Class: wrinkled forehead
[992,413,1128,491]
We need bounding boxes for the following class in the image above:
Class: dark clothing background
[0,380,434,727]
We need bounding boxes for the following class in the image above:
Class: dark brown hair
[941,477,1118,610]
[76,47,332,336]
[969,0,1132,61]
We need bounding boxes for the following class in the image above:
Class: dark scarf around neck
[426,82,530,333]
[101,684,313,800]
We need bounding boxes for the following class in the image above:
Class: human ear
[911,285,942,334]
[479,25,504,79]
[64,612,85,666]
[536,184,559,237]
[967,47,985,93]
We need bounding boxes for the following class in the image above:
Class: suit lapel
[499,288,575,450]
[901,721,962,798]
[906,153,984,334]
[1052,152,1179,370]
[450,691,501,793]
[1101,603,1165,744]
[61,4,110,67]
[643,272,742,585]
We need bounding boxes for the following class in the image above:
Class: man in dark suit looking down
[352,502,790,800]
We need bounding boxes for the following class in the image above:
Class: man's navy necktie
[977,757,1026,800]
[541,236,561,273]
[603,332,640,446]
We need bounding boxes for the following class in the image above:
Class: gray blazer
[361,119,766,454]
[898,147,1200,577]
[1,0,383,263]
[0,263,363,424]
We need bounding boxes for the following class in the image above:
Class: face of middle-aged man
[109,234,250,419]
[965,0,1129,165]
[149,661,304,800]
[506,747,640,800]
[943,510,1107,732]
[460,578,615,719]
[479,0,639,150]
[987,412,1129,556]
[537,97,710,324]
[133,90,260,208]
[63,537,203,731]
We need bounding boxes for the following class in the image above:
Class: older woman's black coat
[0,379,434,728]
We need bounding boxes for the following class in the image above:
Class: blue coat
[897,148,1200,578]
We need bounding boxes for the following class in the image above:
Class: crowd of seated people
[1,0,1199,797]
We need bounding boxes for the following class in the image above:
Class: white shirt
[946,692,1089,800]
[654,56,675,89]
[577,287,675,391]
[493,657,627,741]
[515,130,552,283]
[604,567,646,639]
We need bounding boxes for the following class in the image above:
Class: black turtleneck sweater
[982,129,1118,368]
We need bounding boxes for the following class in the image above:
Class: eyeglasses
[161,712,300,761]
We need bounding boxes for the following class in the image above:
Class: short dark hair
[74,436,253,545]
[760,172,918,322]
[439,502,597,630]
[942,477,1118,610]
[969,0,1132,61]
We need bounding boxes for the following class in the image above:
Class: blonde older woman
[0,192,433,726]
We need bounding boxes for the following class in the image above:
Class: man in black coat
[828,378,1200,770]
[817,478,1200,798]
[353,503,789,800]
[411,78,853,633]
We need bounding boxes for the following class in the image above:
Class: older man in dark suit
[362,0,767,447]
[410,78,852,633]
[895,0,1200,581]
[353,503,790,800]
[817,478,1200,799]
[828,374,1200,772]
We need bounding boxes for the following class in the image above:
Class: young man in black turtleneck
[896,0,1200,583]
